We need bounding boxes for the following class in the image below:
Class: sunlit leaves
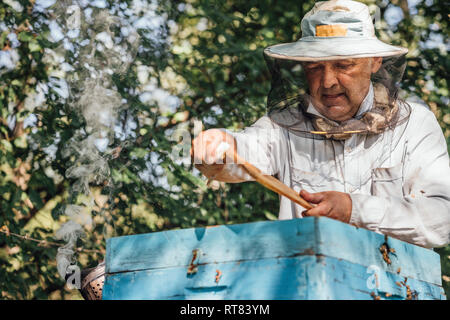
[0,0,448,300]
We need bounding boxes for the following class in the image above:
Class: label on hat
[315,24,347,37]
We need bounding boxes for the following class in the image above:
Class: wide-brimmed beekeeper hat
[264,0,408,61]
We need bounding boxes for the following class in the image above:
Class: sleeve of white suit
[349,108,450,248]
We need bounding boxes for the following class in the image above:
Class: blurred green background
[0,0,448,299]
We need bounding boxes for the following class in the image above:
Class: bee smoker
[66,261,105,300]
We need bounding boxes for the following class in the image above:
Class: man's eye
[305,65,321,71]
[337,64,354,69]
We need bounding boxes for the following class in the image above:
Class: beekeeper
[191,0,450,248]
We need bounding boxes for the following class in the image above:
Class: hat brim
[264,37,408,61]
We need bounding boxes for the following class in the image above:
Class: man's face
[303,57,382,122]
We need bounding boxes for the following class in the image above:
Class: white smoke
[46,0,175,281]
[51,1,141,280]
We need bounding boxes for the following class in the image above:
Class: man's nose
[322,66,338,89]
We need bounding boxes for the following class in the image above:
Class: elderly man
[191,0,450,248]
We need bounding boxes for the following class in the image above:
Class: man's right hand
[191,129,237,166]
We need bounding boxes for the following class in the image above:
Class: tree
[0,0,448,299]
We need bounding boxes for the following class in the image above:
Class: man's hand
[191,129,237,165]
[299,190,352,223]
[191,129,248,183]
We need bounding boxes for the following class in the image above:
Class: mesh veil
[264,53,412,140]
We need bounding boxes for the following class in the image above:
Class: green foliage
[0,0,448,300]
[436,246,450,298]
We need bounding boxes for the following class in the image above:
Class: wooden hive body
[102,217,446,300]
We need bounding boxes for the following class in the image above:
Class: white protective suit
[211,86,450,249]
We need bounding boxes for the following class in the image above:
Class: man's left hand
[299,190,352,223]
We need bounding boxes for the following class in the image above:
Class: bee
[187,249,199,275]
[379,243,392,264]
[215,269,222,283]
[370,292,381,300]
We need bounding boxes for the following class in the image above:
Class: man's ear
[371,57,383,73]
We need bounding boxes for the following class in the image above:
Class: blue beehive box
[102,217,446,300]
